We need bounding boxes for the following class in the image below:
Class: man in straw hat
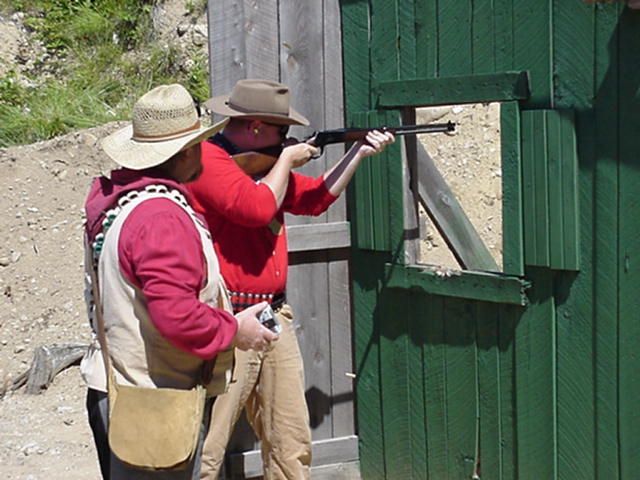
[80,83,279,480]
[187,79,394,479]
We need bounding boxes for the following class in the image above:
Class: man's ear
[248,119,262,134]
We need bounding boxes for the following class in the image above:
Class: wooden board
[513,0,552,107]
[414,0,438,78]
[521,110,550,267]
[377,72,530,108]
[476,301,501,479]
[385,264,529,306]
[500,101,524,276]
[591,4,620,478]
[438,0,472,76]
[497,304,519,479]
[515,268,556,479]
[379,288,412,478]
[207,0,279,100]
[617,4,640,478]
[423,294,448,479]
[351,252,387,479]
[442,297,477,478]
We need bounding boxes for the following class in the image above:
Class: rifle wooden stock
[232,151,282,176]
[231,121,456,175]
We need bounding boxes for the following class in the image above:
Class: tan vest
[80,185,234,397]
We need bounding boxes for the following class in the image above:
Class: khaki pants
[201,304,311,480]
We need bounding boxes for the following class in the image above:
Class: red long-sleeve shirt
[187,140,338,295]
[84,169,238,360]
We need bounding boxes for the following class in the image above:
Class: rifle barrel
[386,121,455,135]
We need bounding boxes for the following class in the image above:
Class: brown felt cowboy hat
[204,79,309,126]
[102,84,228,170]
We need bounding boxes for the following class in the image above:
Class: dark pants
[86,388,110,479]
[86,388,214,480]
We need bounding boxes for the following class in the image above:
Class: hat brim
[101,119,228,170]
[204,94,309,126]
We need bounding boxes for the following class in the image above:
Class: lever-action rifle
[232,121,456,176]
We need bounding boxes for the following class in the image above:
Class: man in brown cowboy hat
[80,83,279,480]
[187,78,394,479]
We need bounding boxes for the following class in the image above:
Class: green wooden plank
[552,1,595,112]
[513,0,552,107]
[379,288,411,479]
[342,1,375,255]
[618,5,640,478]
[377,71,530,108]
[408,292,428,479]
[371,0,399,107]
[371,135,387,250]
[438,0,472,76]
[515,268,557,480]
[476,301,501,479]
[423,295,448,479]
[559,110,579,271]
[555,271,596,480]
[532,111,550,267]
[520,111,538,265]
[443,297,477,478]
[471,0,495,74]
[368,110,391,251]
[351,111,376,250]
[398,0,417,79]
[383,110,406,262]
[340,0,371,114]
[493,0,514,72]
[498,304,519,479]
[354,155,374,250]
[553,4,597,480]
[385,264,530,306]
[591,4,620,479]
[414,0,438,78]
[352,252,387,479]
[546,111,565,269]
[349,110,393,252]
[500,101,524,276]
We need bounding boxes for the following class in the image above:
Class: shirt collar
[208,133,241,155]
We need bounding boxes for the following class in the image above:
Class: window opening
[414,102,503,271]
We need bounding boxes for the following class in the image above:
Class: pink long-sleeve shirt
[84,168,237,360]
[187,140,338,299]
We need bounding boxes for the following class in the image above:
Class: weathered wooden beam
[207,0,279,106]
[24,343,88,394]
[376,71,530,108]
[287,221,351,252]
[229,435,359,478]
[384,264,530,306]
[415,142,499,272]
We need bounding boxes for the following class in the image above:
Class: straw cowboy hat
[204,79,309,126]
[102,84,227,170]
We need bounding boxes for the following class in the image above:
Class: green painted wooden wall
[340,1,640,479]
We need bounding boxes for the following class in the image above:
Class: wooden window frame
[372,71,532,304]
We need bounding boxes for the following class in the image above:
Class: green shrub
[0,0,210,147]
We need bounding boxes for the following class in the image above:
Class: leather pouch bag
[107,370,206,470]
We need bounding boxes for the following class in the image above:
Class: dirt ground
[0,113,502,480]
[417,103,502,269]
[0,4,502,480]
[0,2,211,479]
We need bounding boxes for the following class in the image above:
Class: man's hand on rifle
[280,140,318,170]
[352,130,396,159]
